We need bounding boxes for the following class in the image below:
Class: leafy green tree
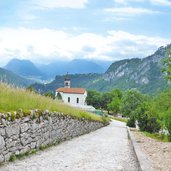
[111,89,123,99]
[153,89,171,140]
[44,92,54,99]
[121,89,152,128]
[107,96,121,114]
[153,89,171,129]
[106,89,123,114]
[86,90,101,109]
[26,85,35,92]
[101,92,113,113]
[154,89,171,113]
[137,107,161,133]
[162,48,171,80]
[56,92,62,100]
[121,89,145,118]
[165,110,171,141]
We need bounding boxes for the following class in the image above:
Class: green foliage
[101,115,110,125]
[120,89,161,132]
[162,48,171,81]
[56,92,62,100]
[107,96,121,114]
[165,110,171,141]
[154,89,171,114]
[86,89,123,115]
[107,89,122,114]
[44,92,54,99]
[26,85,35,92]
[152,89,171,141]
[143,132,169,142]
[121,89,145,118]
[11,112,16,121]
[127,116,136,127]
[111,89,123,99]
[86,90,102,109]
[0,68,33,88]
[9,154,17,162]
[138,115,161,133]
[101,92,113,112]
[9,149,37,162]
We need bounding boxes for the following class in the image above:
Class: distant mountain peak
[4,58,44,78]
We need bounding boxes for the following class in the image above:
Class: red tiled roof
[56,88,86,94]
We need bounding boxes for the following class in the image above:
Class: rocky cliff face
[102,44,171,93]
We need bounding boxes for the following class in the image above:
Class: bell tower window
[64,73,71,88]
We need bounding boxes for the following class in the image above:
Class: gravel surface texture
[1,120,139,171]
[132,130,171,171]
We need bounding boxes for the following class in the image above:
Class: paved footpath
[1,120,139,171]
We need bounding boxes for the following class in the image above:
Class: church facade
[56,76,87,107]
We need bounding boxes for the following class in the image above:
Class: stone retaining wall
[0,111,104,163]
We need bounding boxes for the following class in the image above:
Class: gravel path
[1,120,139,171]
[132,130,171,171]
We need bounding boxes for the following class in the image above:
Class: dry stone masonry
[0,110,104,163]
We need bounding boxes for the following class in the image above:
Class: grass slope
[0,83,102,122]
[0,67,33,87]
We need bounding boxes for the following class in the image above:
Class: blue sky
[0,0,171,66]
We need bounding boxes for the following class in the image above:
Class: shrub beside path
[1,120,139,171]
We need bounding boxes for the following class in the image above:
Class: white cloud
[114,0,171,6]
[15,0,88,22]
[104,7,160,16]
[31,0,88,9]
[150,0,171,6]
[114,0,144,5]
[0,27,170,66]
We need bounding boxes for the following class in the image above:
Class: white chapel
[55,76,87,107]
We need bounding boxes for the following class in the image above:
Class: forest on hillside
[86,49,171,142]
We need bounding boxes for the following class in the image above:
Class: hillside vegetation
[0,83,103,122]
[86,88,171,141]
[0,67,33,87]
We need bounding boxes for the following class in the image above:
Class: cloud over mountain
[0,27,169,66]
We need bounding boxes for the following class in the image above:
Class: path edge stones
[127,126,152,171]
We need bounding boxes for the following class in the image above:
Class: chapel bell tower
[64,73,71,88]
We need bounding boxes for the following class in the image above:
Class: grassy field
[143,131,169,142]
[0,83,103,122]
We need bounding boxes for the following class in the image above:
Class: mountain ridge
[4,58,44,79]
[31,44,171,94]
[4,58,110,80]
[0,67,33,87]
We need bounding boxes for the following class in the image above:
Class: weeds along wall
[0,110,104,163]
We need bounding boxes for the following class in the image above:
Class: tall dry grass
[0,83,102,122]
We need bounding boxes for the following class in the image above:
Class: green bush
[11,112,16,121]
[165,110,171,141]
[127,116,136,127]
[9,154,17,162]
[138,115,161,133]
